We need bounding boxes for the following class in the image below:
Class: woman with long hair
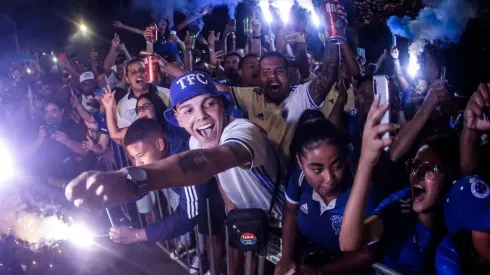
[340,97,460,274]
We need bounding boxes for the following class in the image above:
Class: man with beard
[219,45,340,168]
[220,52,242,86]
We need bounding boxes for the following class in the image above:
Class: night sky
[1,0,490,92]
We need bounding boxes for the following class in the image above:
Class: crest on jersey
[331,215,343,235]
[471,178,490,199]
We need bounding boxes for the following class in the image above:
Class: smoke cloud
[387,0,475,44]
[133,0,244,21]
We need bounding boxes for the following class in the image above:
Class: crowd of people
[2,3,490,275]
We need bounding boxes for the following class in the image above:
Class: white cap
[79,71,95,83]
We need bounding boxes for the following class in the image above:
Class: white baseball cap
[79,71,95,83]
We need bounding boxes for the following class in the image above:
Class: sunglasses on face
[405,159,440,180]
[135,103,152,114]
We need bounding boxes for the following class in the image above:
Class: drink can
[145,54,160,83]
[320,0,347,44]
[186,34,196,50]
[243,16,253,36]
[148,23,158,43]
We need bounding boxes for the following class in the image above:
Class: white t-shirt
[189,119,285,218]
[116,86,170,128]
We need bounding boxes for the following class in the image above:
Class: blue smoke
[387,0,475,43]
[133,0,243,21]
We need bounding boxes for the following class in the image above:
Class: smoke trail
[132,0,244,20]
[387,0,475,43]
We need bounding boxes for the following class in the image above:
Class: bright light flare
[312,11,321,27]
[68,223,95,248]
[26,68,32,74]
[0,143,15,182]
[80,24,88,33]
[408,53,420,78]
[52,56,58,63]
[260,3,273,23]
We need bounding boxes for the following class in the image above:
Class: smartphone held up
[373,75,391,151]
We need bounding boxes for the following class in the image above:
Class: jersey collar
[128,84,157,100]
[312,191,337,215]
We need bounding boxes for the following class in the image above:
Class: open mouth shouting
[196,123,215,139]
[135,77,145,85]
[267,80,281,92]
[412,183,427,204]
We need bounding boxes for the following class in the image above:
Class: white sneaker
[189,255,201,274]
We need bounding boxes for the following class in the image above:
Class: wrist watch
[123,167,150,194]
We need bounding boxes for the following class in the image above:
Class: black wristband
[252,35,261,39]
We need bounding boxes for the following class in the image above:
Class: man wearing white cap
[79,71,100,113]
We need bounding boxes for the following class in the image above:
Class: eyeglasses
[405,159,439,180]
[135,103,153,114]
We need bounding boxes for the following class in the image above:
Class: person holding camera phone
[23,98,94,180]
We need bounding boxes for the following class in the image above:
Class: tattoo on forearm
[178,150,209,174]
[309,43,340,105]
[225,142,252,165]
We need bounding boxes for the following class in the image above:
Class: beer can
[186,33,196,50]
[145,54,160,83]
[243,16,253,36]
[320,0,347,44]
[148,23,158,43]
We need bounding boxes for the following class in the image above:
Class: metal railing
[101,145,402,275]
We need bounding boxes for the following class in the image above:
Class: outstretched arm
[113,21,145,36]
[308,43,340,106]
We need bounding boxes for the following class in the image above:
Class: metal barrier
[101,145,403,275]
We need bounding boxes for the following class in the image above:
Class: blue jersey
[375,188,433,274]
[435,236,461,275]
[144,180,221,242]
[286,168,375,256]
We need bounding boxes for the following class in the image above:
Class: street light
[80,23,88,34]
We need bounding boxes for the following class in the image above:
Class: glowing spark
[50,264,53,268]
[80,24,88,33]
[259,3,273,23]
[408,53,420,78]
[42,53,46,56]
[32,261,36,265]
[312,11,321,27]
[52,56,58,63]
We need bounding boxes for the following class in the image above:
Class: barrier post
[245,251,253,275]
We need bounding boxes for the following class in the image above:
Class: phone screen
[373,75,391,144]
[357,48,366,58]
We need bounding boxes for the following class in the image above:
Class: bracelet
[252,35,261,39]
[209,48,214,52]
[135,231,140,241]
[208,64,217,70]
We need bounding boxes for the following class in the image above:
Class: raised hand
[111,33,121,48]
[100,85,115,109]
[113,21,124,28]
[425,79,449,107]
[65,170,136,209]
[207,31,221,49]
[252,19,262,36]
[464,83,490,132]
[359,97,395,166]
[390,47,399,59]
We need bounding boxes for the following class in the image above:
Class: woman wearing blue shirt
[275,110,377,275]
[340,97,459,274]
